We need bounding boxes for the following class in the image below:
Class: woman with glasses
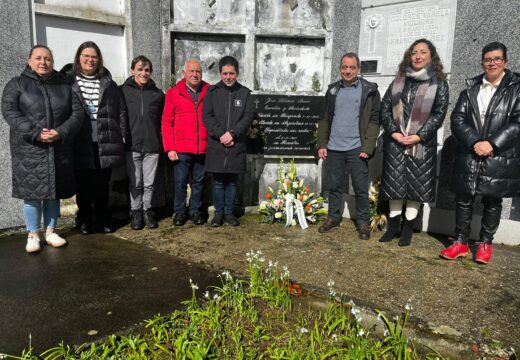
[378,38,449,246]
[62,41,127,234]
[1,45,83,252]
[440,42,520,264]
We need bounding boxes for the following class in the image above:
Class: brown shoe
[357,223,371,240]
[318,218,340,233]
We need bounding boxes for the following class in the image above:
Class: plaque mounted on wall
[251,95,325,156]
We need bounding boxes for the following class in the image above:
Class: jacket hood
[211,80,242,92]
[123,76,159,89]
[174,78,209,91]
[22,66,63,83]
[465,68,520,88]
[60,63,113,81]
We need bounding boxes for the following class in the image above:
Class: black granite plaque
[252,95,325,155]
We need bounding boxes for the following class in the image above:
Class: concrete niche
[255,37,325,93]
[256,0,330,30]
[173,0,247,28]
[173,33,246,86]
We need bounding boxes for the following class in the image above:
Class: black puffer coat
[202,81,254,174]
[120,76,164,153]
[451,70,520,197]
[61,64,126,169]
[1,67,84,200]
[380,78,449,202]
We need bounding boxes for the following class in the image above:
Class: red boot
[440,242,469,260]
[475,243,493,264]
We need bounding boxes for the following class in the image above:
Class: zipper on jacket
[223,91,233,170]
[140,86,144,119]
[195,99,199,154]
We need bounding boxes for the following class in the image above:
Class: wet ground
[1,212,519,358]
[0,230,218,354]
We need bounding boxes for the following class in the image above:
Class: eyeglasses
[81,54,98,61]
[482,57,505,65]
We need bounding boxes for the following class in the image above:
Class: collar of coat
[465,69,520,89]
[328,77,378,96]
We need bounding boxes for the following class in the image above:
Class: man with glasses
[441,42,520,264]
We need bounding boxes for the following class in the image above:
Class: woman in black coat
[379,38,449,246]
[1,45,83,253]
[64,41,127,234]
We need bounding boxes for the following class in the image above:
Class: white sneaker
[26,235,42,253]
[45,232,67,247]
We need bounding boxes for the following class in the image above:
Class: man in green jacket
[316,52,381,239]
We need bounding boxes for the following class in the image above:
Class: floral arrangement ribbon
[293,199,309,229]
[284,194,294,226]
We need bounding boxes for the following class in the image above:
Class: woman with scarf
[378,38,449,246]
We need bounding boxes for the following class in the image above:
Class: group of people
[317,39,520,265]
[2,40,253,254]
[2,38,519,265]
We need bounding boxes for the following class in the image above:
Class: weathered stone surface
[0,0,32,229]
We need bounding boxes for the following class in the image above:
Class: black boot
[144,209,158,229]
[379,215,401,243]
[130,210,144,230]
[398,218,415,247]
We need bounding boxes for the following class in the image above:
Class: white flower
[282,265,290,278]
[327,279,335,288]
[259,257,266,263]
[213,294,219,300]
[405,303,413,311]
[291,219,297,226]
[383,329,389,337]
[189,278,198,290]
[300,327,309,334]
[275,212,283,219]
[331,334,338,341]
[376,314,382,321]
[293,181,299,188]
[222,271,232,281]
[358,329,365,336]
[204,291,210,299]
[259,201,267,210]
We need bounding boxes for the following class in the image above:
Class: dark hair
[340,52,360,68]
[398,38,446,80]
[29,44,53,59]
[218,56,239,74]
[131,55,153,72]
[73,41,104,78]
[481,42,508,62]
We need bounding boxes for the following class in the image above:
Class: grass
[1,250,449,359]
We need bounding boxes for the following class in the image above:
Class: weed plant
[1,250,446,359]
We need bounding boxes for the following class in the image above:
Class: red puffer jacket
[162,79,209,154]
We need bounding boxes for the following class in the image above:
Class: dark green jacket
[316,77,381,156]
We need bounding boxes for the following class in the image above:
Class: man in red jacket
[162,59,209,225]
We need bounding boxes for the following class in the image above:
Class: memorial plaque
[252,95,324,156]
[358,0,457,75]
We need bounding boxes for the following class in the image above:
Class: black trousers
[455,193,502,244]
[76,168,112,226]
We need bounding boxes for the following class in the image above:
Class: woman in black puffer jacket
[379,39,449,246]
[62,41,127,234]
[1,45,83,253]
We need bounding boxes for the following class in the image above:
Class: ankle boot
[398,218,415,247]
[379,215,401,243]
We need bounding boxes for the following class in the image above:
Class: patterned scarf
[391,64,438,158]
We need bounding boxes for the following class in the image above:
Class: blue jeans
[174,153,205,215]
[212,173,238,215]
[326,148,370,224]
[23,200,60,232]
